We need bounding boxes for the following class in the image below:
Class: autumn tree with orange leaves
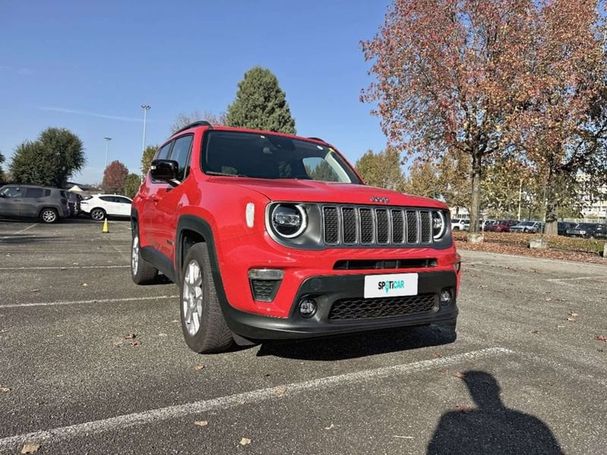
[516,0,605,234]
[102,160,129,194]
[363,0,605,235]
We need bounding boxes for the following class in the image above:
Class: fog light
[440,289,453,305]
[299,298,317,318]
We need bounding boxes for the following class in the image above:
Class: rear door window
[25,188,44,198]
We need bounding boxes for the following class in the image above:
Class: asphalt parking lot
[0,219,606,454]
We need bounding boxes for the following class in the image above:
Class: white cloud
[39,106,143,123]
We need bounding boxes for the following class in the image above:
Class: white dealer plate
[363,273,419,299]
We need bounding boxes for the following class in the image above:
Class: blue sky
[0,1,390,184]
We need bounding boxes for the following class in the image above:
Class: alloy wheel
[182,260,204,336]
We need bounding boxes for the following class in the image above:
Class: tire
[90,208,106,221]
[130,230,158,285]
[180,243,233,353]
[40,208,58,224]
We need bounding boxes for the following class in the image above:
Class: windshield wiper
[205,171,243,177]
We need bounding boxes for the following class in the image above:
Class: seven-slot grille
[322,205,433,246]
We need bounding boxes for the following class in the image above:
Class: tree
[403,159,442,199]
[226,67,296,133]
[355,148,406,191]
[141,145,158,176]
[363,0,536,234]
[515,0,605,234]
[10,128,85,187]
[171,111,227,133]
[123,173,141,199]
[0,151,5,182]
[102,160,129,194]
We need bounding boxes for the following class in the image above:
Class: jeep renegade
[131,121,460,353]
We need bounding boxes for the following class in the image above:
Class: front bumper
[222,270,458,340]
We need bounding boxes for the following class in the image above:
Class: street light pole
[104,137,112,170]
[141,104,151,154]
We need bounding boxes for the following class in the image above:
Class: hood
[208,176,446,209]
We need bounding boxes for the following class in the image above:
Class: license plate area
[363,273,418,299]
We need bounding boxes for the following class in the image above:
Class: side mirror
[150,159,179,183]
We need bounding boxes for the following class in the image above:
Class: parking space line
[14,223,38,235]
[546,276,603,286]
[0,295,178,309]
[0,347,514,451]
[0,265,129,271]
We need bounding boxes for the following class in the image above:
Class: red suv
[131,121,460,353]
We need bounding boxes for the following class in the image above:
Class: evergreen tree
[141,145,158,176]
[10,128,85,187]
[226,67,296,133]
[123,173,142,198]
[0,152,5,182]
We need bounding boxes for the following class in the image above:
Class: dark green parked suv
[0,185,70,223]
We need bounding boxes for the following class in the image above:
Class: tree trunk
[469,153,482,234]
[544,167,558,236]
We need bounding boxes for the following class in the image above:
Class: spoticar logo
[377,279,405,294]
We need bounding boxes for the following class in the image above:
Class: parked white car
[451,218,470,231]
[80,194,132,221]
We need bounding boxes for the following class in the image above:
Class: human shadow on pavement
[257,324,456,360]
[427,371,562,455]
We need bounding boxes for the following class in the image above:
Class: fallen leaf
[21,442,40,454]
[595,335,607,342]
[453,371,465,379]
[0,386,10,393]
[239,437,251,446]
[569,312,578,317]
[455,404,474,413]
[124,333,136,340]
[194,364,205,371]
[324,424,335,430]
[130,341,140,347]
[566,317,576,322]
[194,420,208,427]
[274,385,287,397]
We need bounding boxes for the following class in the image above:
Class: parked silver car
[0,185,70,223]
[510,221,544,233]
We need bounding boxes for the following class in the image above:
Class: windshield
[202,131,360,183]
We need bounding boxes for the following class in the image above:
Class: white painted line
[0,347,514,450]
[14,223,38,235]
[546,276,604,286]
[0,265,129,271]
[0,295,178,309]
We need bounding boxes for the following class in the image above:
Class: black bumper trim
[222,270,458,340]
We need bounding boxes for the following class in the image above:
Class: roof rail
[307,137,327,143]
[173,120,213,135]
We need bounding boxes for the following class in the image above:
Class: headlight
[270,204,307,238]
[432,211,447,240]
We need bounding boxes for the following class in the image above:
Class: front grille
[328,294,437,321]
[322,205,434,246]
[250,279,280,302]
[333,258,437,270]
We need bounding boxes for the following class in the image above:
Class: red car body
[132,123,460,350]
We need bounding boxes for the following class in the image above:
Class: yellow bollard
[102,218,110,234]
